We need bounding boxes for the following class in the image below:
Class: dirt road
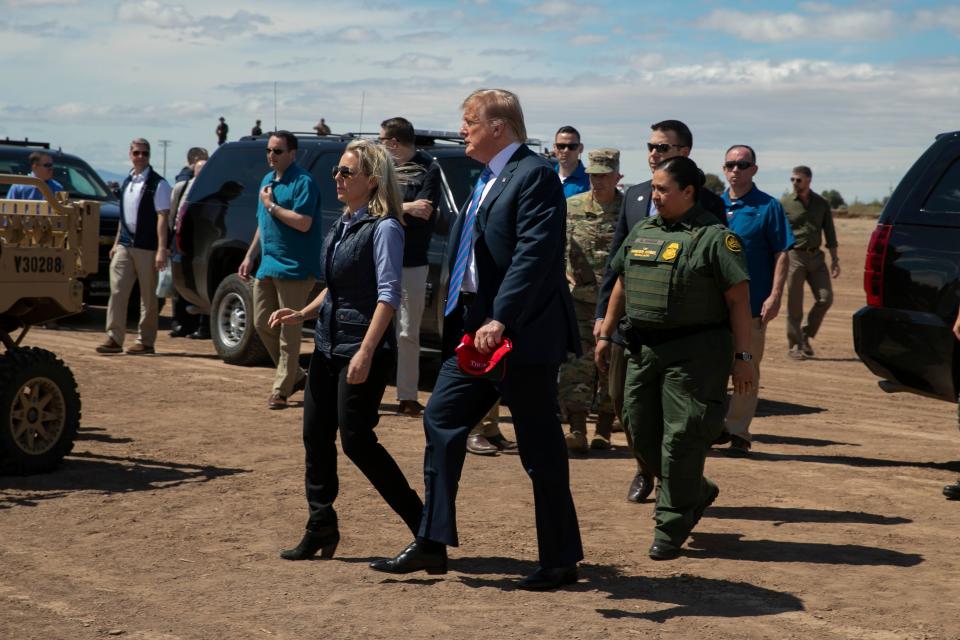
[2,217,959,640]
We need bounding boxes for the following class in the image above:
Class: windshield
[0,151,114,201]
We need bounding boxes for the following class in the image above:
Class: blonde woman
[271,140,422,560]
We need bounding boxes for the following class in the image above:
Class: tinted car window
[305,152,342,215]
[54,159,112,200]
[922,158,960,214]
[435,156,484,206]
[191,145,270,210]
[0,154,28,196]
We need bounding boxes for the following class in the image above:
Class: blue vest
[119,168,165,250]
[314,213,397,359]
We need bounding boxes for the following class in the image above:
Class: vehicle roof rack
[1,137,51,149]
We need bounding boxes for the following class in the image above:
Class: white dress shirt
[123,168,172,232]
[461,141,522,294]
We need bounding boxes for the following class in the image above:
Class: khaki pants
[470,401,502,438]
[105,245,159,347]
[252,276,315,397]
[396,265,429,402]
[786,249,833,349]
[724,317,766,440]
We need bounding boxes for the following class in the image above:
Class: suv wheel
[0,347,80,475]
[210,274,270,366]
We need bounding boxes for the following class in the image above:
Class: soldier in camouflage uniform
[560,148,624,453]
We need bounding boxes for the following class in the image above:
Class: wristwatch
[734,352,753,361]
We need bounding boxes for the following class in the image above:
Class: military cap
[585,148,620,174]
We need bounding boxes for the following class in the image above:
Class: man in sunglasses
[239,130,322,409]
[6,152,65,200]
[717,145,794,454]
[781,166,839,360]
[595,119,724,503]
[554,125,590,198]
[97,138,172,355]
[379,116,443,418]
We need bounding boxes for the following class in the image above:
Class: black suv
[853,130,960,403]
[0,139,121,303]
[173,130,483,365]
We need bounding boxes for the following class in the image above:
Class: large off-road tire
[0,347,81,475]
[210,274,271,366]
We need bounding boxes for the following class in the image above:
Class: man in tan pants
[97,138,172,356]
[239,131,323,409]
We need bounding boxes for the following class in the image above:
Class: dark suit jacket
[443,144,580,366]
[595,179,726,319]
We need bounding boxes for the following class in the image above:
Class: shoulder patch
[724,233,743,253]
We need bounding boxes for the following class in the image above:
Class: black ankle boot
[280,526,340,561]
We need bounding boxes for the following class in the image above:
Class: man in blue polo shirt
[6,152,65,200]
[239,130,322,409]
[554,125,590,198]
[718,144,794,454]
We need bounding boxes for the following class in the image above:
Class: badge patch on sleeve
[660,241,680,261]
[724,233,743,253]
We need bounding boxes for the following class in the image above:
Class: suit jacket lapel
[476,146,524,234]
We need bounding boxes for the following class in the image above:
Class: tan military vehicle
[0,175,99,473]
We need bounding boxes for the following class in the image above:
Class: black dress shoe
[370,540,448,575]
[188,326,211,340]
[517,565,578,591]
[626,471,655,503]
[280,526,340,560]
[168,325,190,338]
[713,430,732,447]
[487,433,518,452]
[944,479,960,500]
[466,434,499,456]
[648,540,681,561]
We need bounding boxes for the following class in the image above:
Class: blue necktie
[444,166,493,316]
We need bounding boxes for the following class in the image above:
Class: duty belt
[619,320,728,349]
[794,246,820,254]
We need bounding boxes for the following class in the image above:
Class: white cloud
[328,26,380,43]
[572,34,607,46]
[115,1,268,39]
[697,8,896,42]
[382,53,451,71]
[526,1,580,17]
[914,7,960,34]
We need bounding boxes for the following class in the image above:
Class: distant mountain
[97,168,128,186]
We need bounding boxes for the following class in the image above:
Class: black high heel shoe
[280,527,340,560]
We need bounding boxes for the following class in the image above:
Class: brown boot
[565,412,589,453]
[591,412,614,450]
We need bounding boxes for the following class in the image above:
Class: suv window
[54,160,112,200]
[922,158,960,214]
[436,156,484,206]
[305,152,342,215]
[192,145,270,210]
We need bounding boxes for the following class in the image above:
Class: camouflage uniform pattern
[559,189,624,416]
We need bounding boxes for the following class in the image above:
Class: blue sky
[2,0,959,201]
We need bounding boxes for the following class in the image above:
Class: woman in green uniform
[596,156,754,560]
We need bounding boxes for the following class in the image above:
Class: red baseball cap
[455,333,513,381]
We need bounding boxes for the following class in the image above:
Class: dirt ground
[2,217,960,640]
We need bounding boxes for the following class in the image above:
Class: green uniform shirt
[611,204,749,329]
[780,190,837,251]
[566,189,623,305]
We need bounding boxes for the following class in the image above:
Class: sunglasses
[331,165,359,178]
[724,161,754,170]
[131,150,150,157]
[554,143,580,151]
[266,147,288,155]
[39,162,54,168]
[647,143,687,153]
[790,177,806,183]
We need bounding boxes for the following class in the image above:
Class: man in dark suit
[596,119,725,505]
[371,88,584,591]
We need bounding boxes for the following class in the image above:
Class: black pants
[302,348,423,533]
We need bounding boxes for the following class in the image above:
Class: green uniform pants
[623,326,732,546]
